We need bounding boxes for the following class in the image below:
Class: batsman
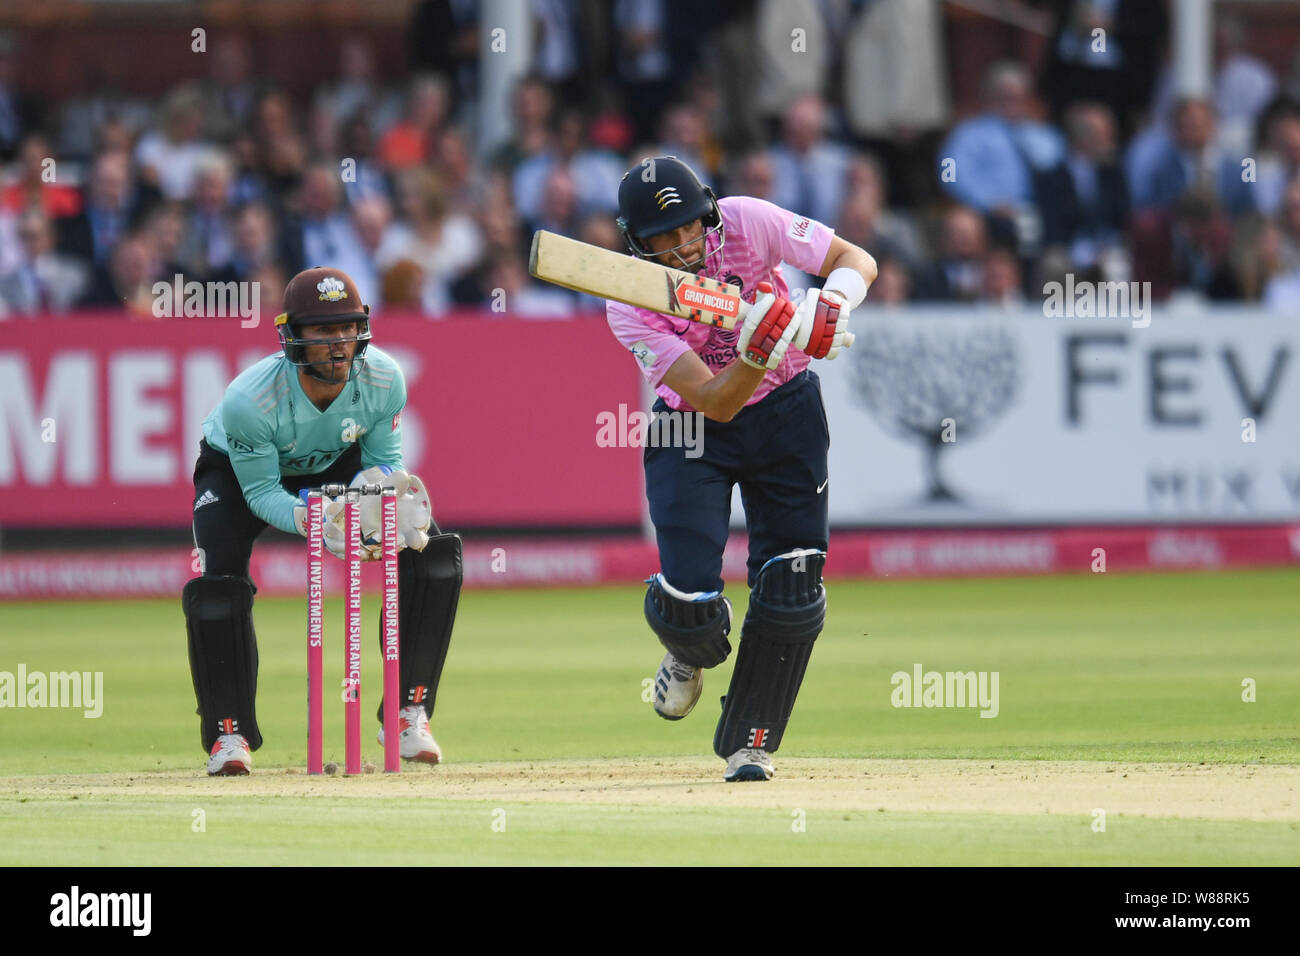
[184,266,463,776]
[608,156,875,781]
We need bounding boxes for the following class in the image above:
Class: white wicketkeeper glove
[294,490,349,561]
[397,474,433,551]
[352,465,404,559]
[323,465,434,560]
[321,497,352,560]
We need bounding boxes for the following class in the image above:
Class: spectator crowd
[4,0,1300,320]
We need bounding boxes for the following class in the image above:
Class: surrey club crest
[317,276,348,302]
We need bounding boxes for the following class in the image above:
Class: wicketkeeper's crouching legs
[184,575,262,753]
[714,548,826,757]
[376,529,463,723]
[184,439,277,756]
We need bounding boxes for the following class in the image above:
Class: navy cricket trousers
[644,370,831,594]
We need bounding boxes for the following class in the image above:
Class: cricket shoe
[723,748,774,782]
[652,652,703,720]
[206,734,251,776]
[378,704,441,764]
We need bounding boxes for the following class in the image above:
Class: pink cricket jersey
[606,195,834,411]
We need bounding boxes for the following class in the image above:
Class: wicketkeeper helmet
[275,266,372,381]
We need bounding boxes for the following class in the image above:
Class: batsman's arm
[660,281,800,422]
[783,235,876,361]
[660,350,765,423]
[817,235,877,293]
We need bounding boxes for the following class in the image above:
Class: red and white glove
[793,289,852,359]
[794,268,865,360]
[737,281,800,370]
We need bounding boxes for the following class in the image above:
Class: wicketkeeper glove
[321,498,351,560]
[321,465,434,560]
[396,474,433,551]
[294,489,349,561]
[349,465,403,559]
[736,281,800,370]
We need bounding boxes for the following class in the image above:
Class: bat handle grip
[727,299,750,332]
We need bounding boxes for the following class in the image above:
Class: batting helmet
[616,155,724,265]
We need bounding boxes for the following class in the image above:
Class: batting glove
[793,288,856,360]
[737,281,800,370]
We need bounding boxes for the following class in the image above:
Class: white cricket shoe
[652,652,702,720]
[723,748,774,782]
[378,704,442,764]
[206,733,251,776]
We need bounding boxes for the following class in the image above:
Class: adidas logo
[194,490,219,512]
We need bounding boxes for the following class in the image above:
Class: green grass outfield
[0,569,1297,865]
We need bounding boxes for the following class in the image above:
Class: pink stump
[345,489,363,774]
[306,492,324,775]
[382,488,401,773]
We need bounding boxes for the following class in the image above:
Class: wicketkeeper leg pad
[713,548,826,757]
[183,575,262,752]
[378,532,462,721]
[643,573,733,668]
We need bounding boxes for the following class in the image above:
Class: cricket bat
[528,229,750,329]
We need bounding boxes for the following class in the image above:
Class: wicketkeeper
[607,156,875,781]
[184,266,462,775]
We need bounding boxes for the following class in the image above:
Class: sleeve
[221,390,301,535]
[359,362,407,471]
[727,196,835,277]
[605,301,694,388]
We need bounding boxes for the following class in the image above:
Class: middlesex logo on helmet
[317,276,348,302]
[654,187,682,210]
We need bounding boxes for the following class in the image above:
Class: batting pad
[644,573,734,668]
[713,549,826,757]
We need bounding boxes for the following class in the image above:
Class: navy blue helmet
[616,156,723,263]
